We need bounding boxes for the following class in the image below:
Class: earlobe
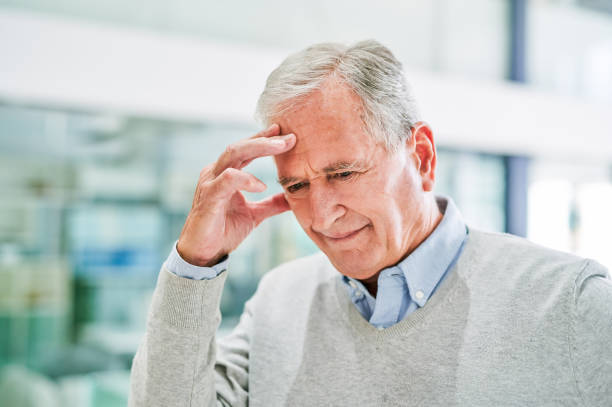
[422,178,435,192]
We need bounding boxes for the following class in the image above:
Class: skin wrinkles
[278,159,369,188]
[273,76,442,297]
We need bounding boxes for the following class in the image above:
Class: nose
[309,182,346,233]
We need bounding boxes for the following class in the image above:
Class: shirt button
[415,290,424,300]
[349,281,358,289]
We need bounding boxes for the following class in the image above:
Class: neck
[361,197,443,297]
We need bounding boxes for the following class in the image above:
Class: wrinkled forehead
[270,79,381,177]
[272,118,380,181]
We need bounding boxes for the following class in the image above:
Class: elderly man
[129,40,611,406]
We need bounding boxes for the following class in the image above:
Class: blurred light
[576,182,612,269]
[528,179,573,252]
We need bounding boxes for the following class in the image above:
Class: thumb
[249,193,290,225]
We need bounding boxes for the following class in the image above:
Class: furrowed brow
[322,160,365,173]
[277,160,366,186]
[277,176,300,187]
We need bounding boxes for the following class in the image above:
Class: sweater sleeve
[128,264,251,407]
[165,241,229,280]
[571,260,612,406]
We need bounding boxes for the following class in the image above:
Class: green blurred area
[0,106,324,405]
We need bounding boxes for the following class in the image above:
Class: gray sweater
[129,229,612,406]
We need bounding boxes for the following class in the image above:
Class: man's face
[273,78,435,281]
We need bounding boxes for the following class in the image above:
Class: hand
[177,124,295,267]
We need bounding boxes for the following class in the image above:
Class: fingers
[215,134,295,174]
[248,193,290,225]
[250,123,280,139]
[211,168,267,199]
[214,127,296,175]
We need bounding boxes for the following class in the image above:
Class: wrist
[176,241,225,267]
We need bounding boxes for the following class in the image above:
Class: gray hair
[255,40,421,151]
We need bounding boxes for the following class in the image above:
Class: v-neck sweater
[130,228,612,406]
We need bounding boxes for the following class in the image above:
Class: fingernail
[282,133,295,140]
[266,123,278,131]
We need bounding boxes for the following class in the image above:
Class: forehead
[273,80,378,176]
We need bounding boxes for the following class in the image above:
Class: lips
[324,225,369,240]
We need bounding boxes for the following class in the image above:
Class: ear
[406,122,437,192]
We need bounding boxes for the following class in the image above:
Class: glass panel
[528,1,612,103]
[436,148,506,232]
[527,159,612,269]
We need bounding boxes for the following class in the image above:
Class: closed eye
[285,171,358,194]
[286,182,308,194]
[330,171,355,180]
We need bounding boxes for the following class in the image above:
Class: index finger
[214,132,296,175]
[250,123,281,139]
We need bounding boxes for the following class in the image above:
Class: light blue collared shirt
[165,197,467,330]
[342,196,467,329]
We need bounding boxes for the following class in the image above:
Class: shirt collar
[343,195,467,307]
[396,196,467,306]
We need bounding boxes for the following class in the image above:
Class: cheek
[368,200,405,243]
[288,198,312,228]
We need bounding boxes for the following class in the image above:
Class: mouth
[323,225,370,242]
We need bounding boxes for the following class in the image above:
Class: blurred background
[0,0,611,405]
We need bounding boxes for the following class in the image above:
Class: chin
[326,251,381,281]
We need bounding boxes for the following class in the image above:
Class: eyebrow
[277,160,366,186]
[322,160,365,173]
[278,176,300,187]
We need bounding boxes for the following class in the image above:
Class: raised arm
[129,124,295,406]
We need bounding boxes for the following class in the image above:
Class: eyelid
[286,181,308,193]
[329,170,356,179]
[285,169,361,193]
